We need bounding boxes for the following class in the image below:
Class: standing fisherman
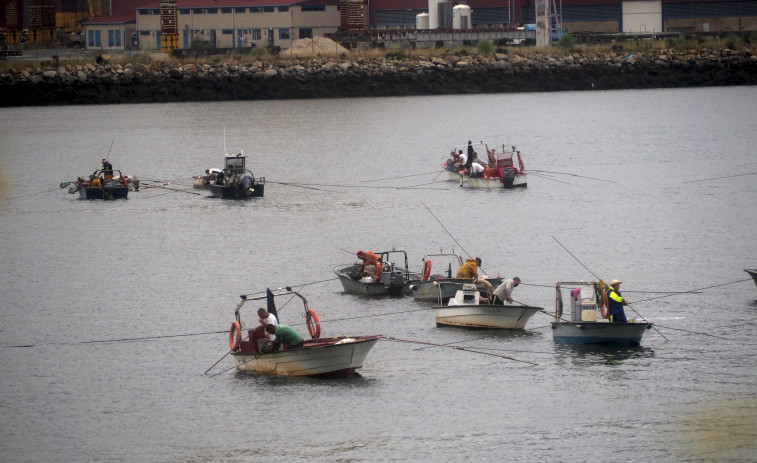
[607,279,628,323]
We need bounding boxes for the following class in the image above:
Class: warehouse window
[302,5,325,12]
[252,29,261,40]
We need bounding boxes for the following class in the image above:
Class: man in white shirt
[257,308,278,352]
[493,277,521,304]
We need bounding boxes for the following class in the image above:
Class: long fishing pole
[104,139,114,161]
[421,201,472,260]
[529,172,571,185]
[384,336,538,366]
[651,324,731,341]
[551,235,669,341]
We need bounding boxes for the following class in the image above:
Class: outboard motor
[501,167,515,188]
[388,268,406,296]
[238,172,254,196]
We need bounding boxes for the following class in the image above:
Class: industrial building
[2,0,755,50]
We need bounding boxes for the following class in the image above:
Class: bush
[476,40,493,54]
[665,35,689,49]
[190,36,210,49]
[385,48,406,60]
[249,47,269,58]
[555,34,575,50]
[724,34,741,49]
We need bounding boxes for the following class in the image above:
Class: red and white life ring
[306,309,321,340]
[229,321,242,350]
[421,260,432,282]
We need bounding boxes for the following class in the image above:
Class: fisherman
[357,250,381,279]
[456,257,481,279]
[607,279,628,323]
[102,159,113,180]
[469,161,485,178]
[257,308,278,351]
[493,277,521,304]
[265,323,304,351]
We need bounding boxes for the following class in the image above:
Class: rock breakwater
[1,47,755,106]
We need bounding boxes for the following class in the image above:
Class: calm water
[1,87,756,463]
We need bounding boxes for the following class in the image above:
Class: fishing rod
[421,201,472,261]
[104,139,114,161]
[551,235,669,342]
[682,172,756,184]
[651,324,731,341]
[383,336,538,366]
[143,185,200,195]
[529,169,617,183]
[267,181,341,193]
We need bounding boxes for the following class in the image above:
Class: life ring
[306,309,321,340]
[229,321,242,350]
[422,260,432,282]
[373,262,382,282]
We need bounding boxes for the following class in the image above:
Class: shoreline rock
[1,47,755,106]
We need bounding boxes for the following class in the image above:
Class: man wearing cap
[607,279,628,323]
[456,257,481,279]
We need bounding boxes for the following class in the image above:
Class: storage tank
[452,4,471,30]
[416,13,429,30]
[428,0,443,29]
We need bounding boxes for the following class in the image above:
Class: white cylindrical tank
[428,0,443,29]
[416,13,429,30]
[452,4,471,30]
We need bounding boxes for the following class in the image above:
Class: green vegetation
[248,46,269,59]
[556,34,576,51]
[476,40,493,54]
[385,48,406,60]
[190,36,210,49]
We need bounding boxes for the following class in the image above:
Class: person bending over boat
[456,257,481,279]
[493,277,521,304]
[469,161,485,178]
[357,250,382,279]
[607,279,628,323]
[265,324,304,351]
[257,308,278,351]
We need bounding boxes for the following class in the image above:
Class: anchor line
[632,279,752,303]
[383,336,538,366]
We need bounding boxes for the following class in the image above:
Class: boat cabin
[223,153,247,175]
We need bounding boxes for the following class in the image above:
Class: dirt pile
[283,36,349,57]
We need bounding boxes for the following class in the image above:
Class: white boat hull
[434,304,541,329]
[551,321,653,345]
[232,336,380,377]
[467,174,527,189]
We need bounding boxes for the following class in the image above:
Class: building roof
[85,13,138,25]
[135,0,338,9]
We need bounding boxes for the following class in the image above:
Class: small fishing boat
[551,281,653,346]
[334,250,421,297]
[745,269,757,289]
[228,287,382,377]
[441,142,527,189]
[409,252,502,303]
[207,152,264,199]
[433,284,543,329]
[62,169,130,200]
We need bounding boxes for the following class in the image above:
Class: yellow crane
[87,0,102,19]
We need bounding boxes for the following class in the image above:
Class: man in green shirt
[265,323,304,350]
